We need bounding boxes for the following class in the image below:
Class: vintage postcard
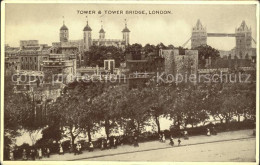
[1,1,259,165]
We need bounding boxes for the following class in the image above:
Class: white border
[1,1,259,165]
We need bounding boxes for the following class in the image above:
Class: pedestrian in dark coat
[101,140,105,150]
[106,139,111,149]
[159,134,162,142]
[46,148,50,158]
[133,136,139,147]
[170,137,174,146]
[59,144,64,155]
[178,138,181,146]
[22,149,27,160]
[89,142,94,152]
[30,148,36,160]
[113,137,117,149]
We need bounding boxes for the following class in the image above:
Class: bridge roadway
[207,33,236,37]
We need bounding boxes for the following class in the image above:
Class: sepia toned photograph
[1,1,259,164]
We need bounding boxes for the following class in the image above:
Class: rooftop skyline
[5,4,257,50]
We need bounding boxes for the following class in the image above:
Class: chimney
[209,57,212,67]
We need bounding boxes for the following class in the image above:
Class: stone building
[19,40,51,71]
[160,49,199,75]
[53,19,130,53]
[5,45,20,75]
[234,21,255,59]
[51,19,130,68]
[191,19,207,49]
[126,58,164,74]
[41,54,77,84]
[89,23,130,51]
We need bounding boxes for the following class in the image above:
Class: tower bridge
[182,19,256,59]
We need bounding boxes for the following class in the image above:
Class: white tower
[99,21,105,40]
[122,19,130,46]
[83,18,92,51]
[60,16,69,42]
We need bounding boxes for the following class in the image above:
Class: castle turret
[191,19,207,48]
[235,20,252,58]
[99,21,105,40]
[83,20,92,51]
[122,19,130,46]
[60,17,69,42]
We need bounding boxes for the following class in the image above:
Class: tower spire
[63,16,65,25]
[86,16,88,25]
[125,19,127,28]
[101,20,103,29]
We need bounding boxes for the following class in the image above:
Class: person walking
[46,148,50,158]
[178,138,181,146]
[22,149,27,160]
[59,144,64,155]
[79,143,82,154]
[9,149,14,160]
[113,137,117,149]
[101,140,105,150]
[162,134,166,143]
[207,128,211,136]
[159,134,162,142]
[38,148,42,159]
[133,136,139,147]
[30,148,36,160]
[212,127,217,135]
[170,136,174,146]
[74,144,78,155]
[106,139,111,149]
[75,143,79,155]
[184,130,189,140]
[89,142,94,152]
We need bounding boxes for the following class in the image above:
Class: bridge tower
[191,19,207,49]
[235,20,252,58]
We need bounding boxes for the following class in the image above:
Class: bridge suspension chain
[182,37,191,48]
[251,37,256,44]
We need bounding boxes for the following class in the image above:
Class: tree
[177,46,188,55]
[166,85,209,129]
[143,44,156,55]
[146,84,173,134]
[120,88,152,134]
[167,44,175,49]
[194,45,220,68]
[181,89,209,127]
[125,43,143,60]
[4,75,45,159]
[205,82,256,124]
[84,45,124,67]
[205,83,226,123]
[94,85,127,138]
[51,81,106,149]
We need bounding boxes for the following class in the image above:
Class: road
[41,129,256,162]
[86,138,255,161]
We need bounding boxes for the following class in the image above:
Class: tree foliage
[194,45,220,68]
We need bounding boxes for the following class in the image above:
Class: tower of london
[52,18,130,53]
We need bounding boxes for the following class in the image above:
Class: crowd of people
[10,128,218,160]
[12,147,51,161]
[159,133,182,147]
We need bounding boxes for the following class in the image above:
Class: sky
[5,4,257,50]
